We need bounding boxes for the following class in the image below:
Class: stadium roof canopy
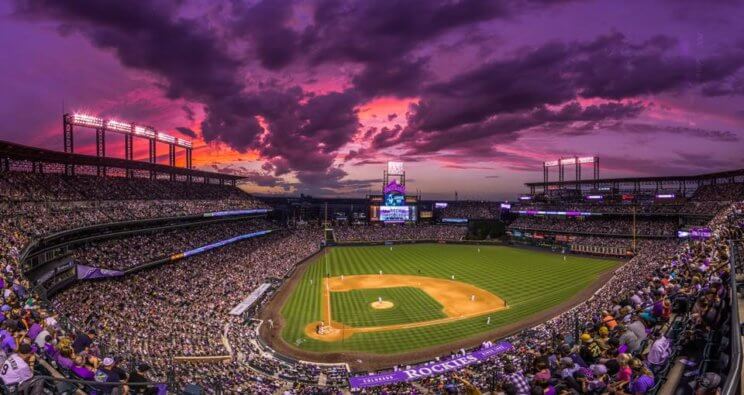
[525,168,744,195]
[0,140,243,183]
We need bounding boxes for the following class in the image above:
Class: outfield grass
[331,286,446,327]
[280,244,618,355]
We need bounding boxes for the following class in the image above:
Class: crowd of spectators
[0,171,267,246]
[52,228,324,391]
[691,184,744,202]
[435,201,502,219]
[569,237,666,250]
[0,171,250,201]
[1,199,267,238]
[0,169,269,392]
[71,219,272,271]
[334,224,467,242]
[508,216,679,237]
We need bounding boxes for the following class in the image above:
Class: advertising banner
[175,230,272,260]
[203,208,270,218]
[349,341,513,389]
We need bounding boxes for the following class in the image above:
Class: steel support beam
[168,144,176,166]
[148,139,156,179]
[168,144,176,181]
[124,134,134,178]
[63,115,75,175]
[186,148,192,169]
[148,139,156,163]
[124,134,134,160]
[96,128,106,176]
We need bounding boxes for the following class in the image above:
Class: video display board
[370,205,418,222]
[380,206,410,222]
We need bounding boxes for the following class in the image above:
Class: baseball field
[274,244,618,359]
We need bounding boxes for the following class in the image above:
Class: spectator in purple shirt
[628,359,655,394]
[41,335,56,359]
[71,355,96,380]
[0,325,17,354]
[26,321,41,343]
[56,347,74,371]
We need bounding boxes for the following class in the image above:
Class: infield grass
[331,286,446,327]
[280,244,618,355]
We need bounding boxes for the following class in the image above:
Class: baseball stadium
[3,1,744,395]
[264,240,618,366]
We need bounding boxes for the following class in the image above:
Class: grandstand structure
[526,167,744,197]
[0,140,742,394]
[63,113,193,176]
[0,139,240,185]
[542,155,600,187]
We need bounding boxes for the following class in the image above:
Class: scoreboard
[369,205,417,223]
[369,161,418,222]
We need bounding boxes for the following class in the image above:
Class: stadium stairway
[223,323,233,357]
[325,228,337,243]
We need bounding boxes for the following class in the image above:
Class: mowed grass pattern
[281,244,618,355]
[331,287,446,327]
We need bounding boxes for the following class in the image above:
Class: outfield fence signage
[348,341,513,389]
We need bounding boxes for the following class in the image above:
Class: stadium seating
[1,168,742,394]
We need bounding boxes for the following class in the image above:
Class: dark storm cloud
[610,122,741,142]
[13,0,368,186]
[229,0,299,70]
[253,89,363,178]
[175,127,197,138]
[391,33,744,157]
[306,0,587,99]
[13,0,242,100]
[351,57,429,99]
[305,0,511,65]
[411,33,744,133]
[572,34,744,100]
[181,105,196,121]
[408,42,576,133]
[395,101,645,156]
[13,0,744,194]
[701,75,744,96]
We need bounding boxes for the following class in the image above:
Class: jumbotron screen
[380,206,409,222]
[370,205,417,222]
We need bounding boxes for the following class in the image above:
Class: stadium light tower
[542,156,599,191]
[63,113,193,177]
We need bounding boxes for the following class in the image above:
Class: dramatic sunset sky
[1,0,743,200]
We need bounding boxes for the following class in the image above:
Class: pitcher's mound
[370,301,394,309]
